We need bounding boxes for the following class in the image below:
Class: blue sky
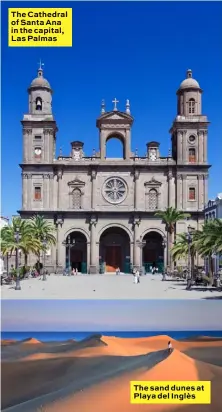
[2,299,222,331]
[1,1,222,218]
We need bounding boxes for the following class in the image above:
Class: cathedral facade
[19,67,210,273]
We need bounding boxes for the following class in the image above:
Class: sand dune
[2,335,222,412]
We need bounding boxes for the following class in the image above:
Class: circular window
[189,135,195,143]
[103,177,127,204]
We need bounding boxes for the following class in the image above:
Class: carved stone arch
[97,223,133,243]
[105,131,126,159]
[64,227,90,242]
[141,227,165,240]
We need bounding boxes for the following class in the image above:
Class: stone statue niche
[71,141,84,160]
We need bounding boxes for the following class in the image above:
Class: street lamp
[14,228,22,290]
[62,236,76,274]
[136,236,146,275]
[186,225,194,290]
[42,236,47,281]
[162,236,167,280]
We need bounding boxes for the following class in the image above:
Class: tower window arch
[35,97,42,111]
[72,188,81,209]
[188,98,195,114]
[189,187,196,201]
[189,148,196,163]
[148,188,158,210]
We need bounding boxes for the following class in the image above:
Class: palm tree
[171,232,197,271]
[29,215,56,260]
[155,207,191,269]
[194,219,222,282]
[1,216,41,266]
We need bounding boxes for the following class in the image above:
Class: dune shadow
[1,349,168,410]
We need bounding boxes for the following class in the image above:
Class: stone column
[125,129,131,160]
[100,130,106,160]
[177,131,182,163]
[182,130,187,163]
[198,131,203,163]
[134,170,140,210]
[176,174,182,210]
[203,130,208,163]
[91,170,97,209]
[133,218,140,268]
[57,169,63,209]
[49,174,54,210]
[43,174,49,209]
[168,170,173,207]
[204,175,208,206]
[182,175,187,210]
[22,174,28,209]
[27,174,32,209]
[89,216,97,274]
[198,175,202,210]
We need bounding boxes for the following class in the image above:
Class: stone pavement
[1,273,221,300]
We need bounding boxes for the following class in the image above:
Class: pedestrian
[116,267,120,275]
[168,341,173,354]
[75,267,78,275]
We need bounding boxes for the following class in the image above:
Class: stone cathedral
[19,66,210,273]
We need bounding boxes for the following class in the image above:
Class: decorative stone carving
[90,215,97,227]
[168,170,173,180]
[102,177,127,204]
[57,169,63,180]
[133,216,141,228]
[144,177,162,188]
[91,170,97,180]
[102,124,129,129]
[23,128,32,135]
[55,215,64,227]
[148,189,158,210]
[22,173,29,179]
[134,170,140,180]
[68,177,85,188]
[43,129,54,136]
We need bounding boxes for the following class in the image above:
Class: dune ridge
[1,334,222,412]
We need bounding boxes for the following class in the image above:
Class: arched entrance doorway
[99,227,131,273]
[142,231,165,273]
[64,231,87,273]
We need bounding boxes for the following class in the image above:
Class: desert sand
[1,334,222,412]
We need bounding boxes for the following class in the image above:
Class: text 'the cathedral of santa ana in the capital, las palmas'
[19,65,210,274]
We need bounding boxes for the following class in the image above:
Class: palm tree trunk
[191,253,195,280]
[209,255,213,285]
[25,254,28,266]
[168,232,173,270]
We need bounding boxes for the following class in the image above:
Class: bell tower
[21,61,58,164]
[170,69,209,165]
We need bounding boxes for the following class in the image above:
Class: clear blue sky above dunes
[2,1,222,218]
[2,300,222,331]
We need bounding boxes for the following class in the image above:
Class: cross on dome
[112,98,119,111]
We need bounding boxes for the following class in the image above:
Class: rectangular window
[189,187,196,201]
[34,186,42,201]
[34,135,42,140]
[189,148,196,163]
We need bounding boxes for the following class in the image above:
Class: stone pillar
[22,174,28,209]
[100,130,106,160]
[204,175,208,206]
[182,130,187,163]
[89,216,97,274]
[198,175,202,210]
[27,174,32,209]
[177,131,182,163]
[91,170,97,209]
[125,129,131,160]
[203,131,207,163]
[49,174,54,209]
[133,218,140,268]
[176,174,182,210]
[168,170,173,207]
[57,169,63,209]
[198,131,203,163]
[23,129,32,163]
[134,170,140,210]
[43,174,50,209]
[182,175,187,210]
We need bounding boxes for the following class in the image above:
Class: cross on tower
[38,59,44,70]
[112,98,119,111]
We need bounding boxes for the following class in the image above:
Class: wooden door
[105,246,122,272]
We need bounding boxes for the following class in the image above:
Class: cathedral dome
[179,69,200,90]
[29,67,51,89]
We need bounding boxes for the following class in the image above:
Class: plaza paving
[1,273,221,300]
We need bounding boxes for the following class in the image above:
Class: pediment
[68,178,85,187]
[96,111,133,127]
[144,177,162,187]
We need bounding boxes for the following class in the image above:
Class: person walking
[168,341,173,354]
